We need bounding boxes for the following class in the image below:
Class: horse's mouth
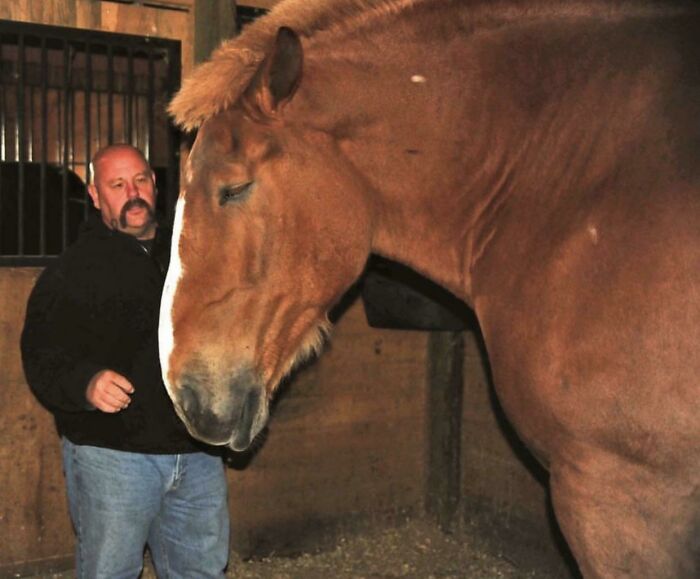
[172,366,268,451]
[227,386,268,451]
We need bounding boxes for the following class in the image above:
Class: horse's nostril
[179,384,200,416]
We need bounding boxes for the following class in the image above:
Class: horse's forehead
[194,113,284,177]
[188,121,234,175]
[199,116,237,151]
[198,110,268,159]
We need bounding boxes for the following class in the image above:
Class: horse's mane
[169,0,691,130]
[169,0,420,130]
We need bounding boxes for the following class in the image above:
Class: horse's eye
[218,182,253,206]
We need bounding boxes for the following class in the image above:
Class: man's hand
[86,369,134,413]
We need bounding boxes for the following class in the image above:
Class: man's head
[88,144,158,240]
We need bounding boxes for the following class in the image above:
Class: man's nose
[126,182,140,199]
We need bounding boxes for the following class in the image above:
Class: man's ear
[243,27,303,119]
[87,183,101,210]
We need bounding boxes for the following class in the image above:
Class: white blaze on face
[159,194,187,399]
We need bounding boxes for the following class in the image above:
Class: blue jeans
[62,438,229,579]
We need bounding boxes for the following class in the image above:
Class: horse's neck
[303,7,675,304]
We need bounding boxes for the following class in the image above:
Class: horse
[158,1,700,576]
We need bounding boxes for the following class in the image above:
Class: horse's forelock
[168,48,265,131]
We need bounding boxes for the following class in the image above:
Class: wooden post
[426,331,464,532]
[193,0,237,64]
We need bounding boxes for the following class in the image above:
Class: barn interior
[0,2,577,577]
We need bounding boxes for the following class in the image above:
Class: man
[21,144,230,578]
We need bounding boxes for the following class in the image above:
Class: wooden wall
[0,268,70,575]
[0,271,429,575]
[0,1,571,577]
[228,303,429,556]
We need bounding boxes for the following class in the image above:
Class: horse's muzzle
[175,366,266,451]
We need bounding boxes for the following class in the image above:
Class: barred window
[0,20,181,265]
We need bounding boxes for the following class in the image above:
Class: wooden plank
[193,0,237,64]
[0,269,75,571]
[239,0,279,10]
[425,331,464,532]
[116,0,193,8]
[100,1,194,75]
[0,0,78,25]
[76,0,101,29]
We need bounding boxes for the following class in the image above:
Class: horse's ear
[247,27,303,118]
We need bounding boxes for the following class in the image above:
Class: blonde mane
[169,0,688,130]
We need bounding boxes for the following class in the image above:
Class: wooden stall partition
[0,268,74,576]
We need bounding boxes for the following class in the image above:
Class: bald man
[22,144,230,579]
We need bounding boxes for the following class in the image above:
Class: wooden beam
[425,331,464,532]
[239,0,279,9]
[193,0,237,64]
[102,0,193,9]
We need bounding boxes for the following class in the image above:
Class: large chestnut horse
[159,1,700,576]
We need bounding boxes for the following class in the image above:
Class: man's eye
[219,182,253,206]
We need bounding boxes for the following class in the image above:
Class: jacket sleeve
[20,264,104,413]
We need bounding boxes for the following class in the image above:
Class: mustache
[119,198,155,228]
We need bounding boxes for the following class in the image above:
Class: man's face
[88,147,157,239]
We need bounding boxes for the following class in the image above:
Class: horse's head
[160,28,373,450]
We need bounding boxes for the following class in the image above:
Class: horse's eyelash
[219,182,253,206]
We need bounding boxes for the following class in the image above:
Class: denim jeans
[61,438,229,579]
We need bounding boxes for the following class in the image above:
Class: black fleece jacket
[21,215,209,454]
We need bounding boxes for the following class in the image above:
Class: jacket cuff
[61,362,105,411]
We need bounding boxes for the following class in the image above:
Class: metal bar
[56,65,62,180]
[0,20,181,58]
[27,63,33,163]
[84,41,92,219]
[96,73,102,153]
[17,32,25,255]
[0,33,5,252]
[0,32,5,161]
[146,46,155,163]
[62,40,70,250]
[107,43,113,143]
[39,36,48,254]
[127,43,134,144]
[69,46,75,171]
